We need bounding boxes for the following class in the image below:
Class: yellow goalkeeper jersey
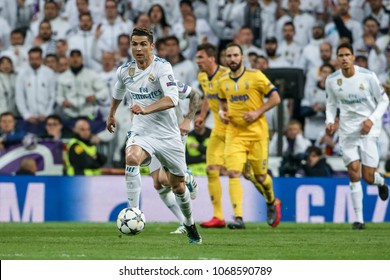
[218,68,277,140]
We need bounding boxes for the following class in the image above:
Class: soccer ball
[116,207,146,235]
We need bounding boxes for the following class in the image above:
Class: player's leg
[200,132,226,228]
[149,156,186,234]
[157,137,201,244]
[361,137,388,201]
[125,144,149,208]
[342,137,365,229]
[250,139,282,227]
[181,134,198,200]
[347,160,365,229]
[225,137,247,230]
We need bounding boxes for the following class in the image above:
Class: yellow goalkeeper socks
[207,169,224,219]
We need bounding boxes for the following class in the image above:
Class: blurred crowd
[1,0,390,177]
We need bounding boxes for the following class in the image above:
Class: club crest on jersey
[168,75,174,82]
[337,79,342,86]
[128,67,135,77]
[148,74,156,83]
[359,84,365,91]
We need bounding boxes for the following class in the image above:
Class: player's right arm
[194,95,210,128]
[106,66,127,133]
[325,76,337,136]
[218,98,230,124]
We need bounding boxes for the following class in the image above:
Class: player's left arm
[243,90,281,123]
[368,73,389,123]
[179,88,201,135]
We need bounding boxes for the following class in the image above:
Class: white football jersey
[325,65,389,137]
[113,56,180,139]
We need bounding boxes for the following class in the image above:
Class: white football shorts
[147,134,188,174]
[339,136,381,168]
[126,132,187,176]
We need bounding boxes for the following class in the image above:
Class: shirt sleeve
[176,80,192,99]
[368,72,389,124]
[158,62,179,106]
[112,65,127,100]
[325,77,338,125]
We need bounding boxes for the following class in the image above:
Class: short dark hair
[337,42,354,55]
[28,46,43,56]
[320,63,336,73]
[46,114,63,124]
[165,35,180,45]
[118,33,130,44]
[225,42,243,55]
[79,11,93,21]
[131,27,154,44]
[197,43,218,59]
[0,111,15,121]
[306,146,322,157]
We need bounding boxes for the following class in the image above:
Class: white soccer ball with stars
[117,207,146,235]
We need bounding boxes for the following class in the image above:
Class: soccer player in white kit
[325,42,389,230]
[106,27,201,244]
[148,81,200,234]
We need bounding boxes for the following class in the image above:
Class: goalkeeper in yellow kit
[218,43,282,229]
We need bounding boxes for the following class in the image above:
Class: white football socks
[350,181,364,223]
[374,172,385,186]
[175,188,194,226]
[125,165,142,208]
[158,186,185,224]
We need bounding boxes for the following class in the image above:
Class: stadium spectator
[0,15,11,52]
[115,34,132,67]
[325,42,389,230]
[96,0,133,52]
[57,56,69,73]
[277,21,302,67]
[297,21,327,74]
[300,63,336,144]
[98,51,116,120]
[172,0,218,58]
[299,146,334,177]
[15,47,56,134]
[105,27,202,244]
[15,157,37,175]
[133,13,151,29]
[68,12,102,71]
[29,0,71,41]
[218,43,282,229]
[208,0,241,50]
[32,20,57,57]
[155,37,168,58]
[44,53,58,72]
[148,4,171,41]
[56,49,109,130]
[38,114,74,141]
[316,114,341,157]
[0,28,29,73]
[0,56,17,116]
[194,43,229,228]
[63,0,104,29]
[66,118,106,175]
[55,39,69,58]
[275,0,316,47]
[0,112,26,150]
[233,26,265,68]
[325,0,364,51]
[165,36,197,117]
[364,0,390,35]
[263,36,290,68]
[231,0,276,48]
[270,119,312,176]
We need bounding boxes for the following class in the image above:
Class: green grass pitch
[0,222,389,260]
